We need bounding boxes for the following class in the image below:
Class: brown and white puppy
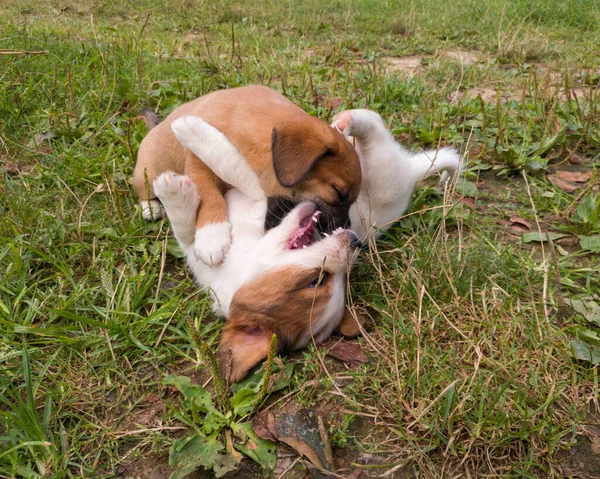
[153,109,462,384]
[133,85,362,265]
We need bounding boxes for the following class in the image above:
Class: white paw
[171,115,209,150]
[331,109,385,139]
[194,222,232,266]
[153,172,199,209]
[437,148,463,184]
[141,199,164,221]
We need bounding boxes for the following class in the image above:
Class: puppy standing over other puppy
[134,85,362,266]
[153,109,462,384]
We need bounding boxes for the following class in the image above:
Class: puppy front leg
[185,151,232,266]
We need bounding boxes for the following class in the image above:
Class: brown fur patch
[133,85,362,231]
[218,265,339,383]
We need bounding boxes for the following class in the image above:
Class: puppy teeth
[293,242,298,247]
[303,245,307,249]
[324,233,329,237]
[312,216,318,223]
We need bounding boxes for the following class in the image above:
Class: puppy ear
[217,323,274,385]
[272,117,332,187]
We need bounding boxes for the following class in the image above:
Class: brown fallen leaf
[265,409,335,473]
[320,339,367,368]
[460,197,476,209]
[554,170,592,183]
[570,154,584,165]
[509,215,532,232]
[252,410,276,442]
[548,175,578,193]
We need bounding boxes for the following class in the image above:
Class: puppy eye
[308,272,329,288]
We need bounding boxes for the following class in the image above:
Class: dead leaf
[548,175,578,193]
[554,170,592,183]
[570,154,584,165]
[264,410,335,473]
[252,410,276,442]
[320,339,367,368]
[509,215,532,232]
[460,197,476,209]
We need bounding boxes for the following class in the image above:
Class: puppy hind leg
[153,172,200,248]
[409,147,463,184]
[140,199,164,221]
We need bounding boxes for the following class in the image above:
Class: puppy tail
[137,107,161,131]
[410,147,462,184]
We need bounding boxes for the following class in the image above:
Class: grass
[1,0,600,477]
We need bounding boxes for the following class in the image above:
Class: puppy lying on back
[153,109,462,383]
[134,85,362,266]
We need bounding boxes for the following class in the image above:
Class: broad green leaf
[164,375,212,413]
[565,298,600,327]
[522,232,567,243]
[169,433,224,479]
[579,235,600,252]
[214,450,241,477]
[231,421,276,473]
[454,178,477,197]
[571,326,600,346]
[569,340,600,365]
[230,388,258,418]
[203,409,229,435]
[573,194,596,224]
[231,361,293,395]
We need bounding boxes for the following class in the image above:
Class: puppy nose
[350,237,362,249]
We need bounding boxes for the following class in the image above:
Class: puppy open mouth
[285,209,321,250]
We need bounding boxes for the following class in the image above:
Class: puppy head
[218,202,361,384]
[270,116,361,232]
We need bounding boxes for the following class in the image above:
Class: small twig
[114,426,187,438]
[0,50,47,55]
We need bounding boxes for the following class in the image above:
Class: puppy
[134,85,362,266]
[154,109,462,383]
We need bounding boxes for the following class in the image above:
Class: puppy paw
[332,109,386,139]
[436,148,463,185]
[140,199,164,221]
[153,172,199,209]
[171,115,209,150]
[194,222,232,266]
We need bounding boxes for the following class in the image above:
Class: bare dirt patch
[438,49,480,65]
[380,56,423,76]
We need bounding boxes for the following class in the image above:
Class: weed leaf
[231,421,276,473]
[169,432,224,478]
[454,178,477,197]
[230,387,259,417]
[164,375,211,413]
[578,235,600,252]
[522,232,567,243]
[203,409,229,435]
[565,298,600,327]
[569,340,600,365]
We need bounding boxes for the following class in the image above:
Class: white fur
[154,175,354,324]
[193,222,232,266]
[140,199,164,221]
[332,109,462,240]
[171,115,264,200]
[157,108,462,349]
